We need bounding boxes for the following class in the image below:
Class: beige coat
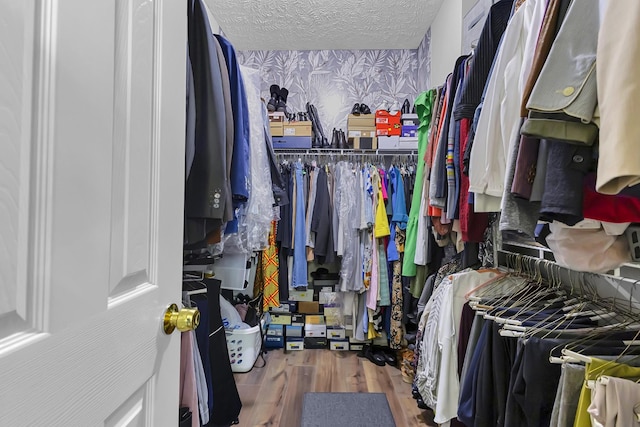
[596,1,640,194]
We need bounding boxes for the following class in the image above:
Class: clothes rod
[274,149,417,156]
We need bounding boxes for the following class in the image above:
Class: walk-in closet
[1,0,639,426]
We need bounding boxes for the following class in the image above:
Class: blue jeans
[292,164,308,289]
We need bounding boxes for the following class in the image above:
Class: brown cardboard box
[270,122,284,137]
[349,137,377,150]
[347,114,375,127]
[283,121,312,137]
[298,301,321,314]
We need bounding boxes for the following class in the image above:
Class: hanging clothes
[184,0,231,247]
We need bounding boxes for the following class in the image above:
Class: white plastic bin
[225,318,265,373]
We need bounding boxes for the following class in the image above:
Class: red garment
[584,173,640,223]
[459,118,489,242]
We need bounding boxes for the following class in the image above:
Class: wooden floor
[234,349,437,427]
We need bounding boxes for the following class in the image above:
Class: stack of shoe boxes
[269,112,285,137]
[270,112,313,149]
[304,314,327,348]
[376,110,402,150]
[399,113,419,149]
[285,314,305,351]
[267,270,362,352]
[347,114,377,149]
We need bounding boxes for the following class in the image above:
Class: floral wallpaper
[237,31,431,133]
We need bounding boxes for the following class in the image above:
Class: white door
[0,0,187,425]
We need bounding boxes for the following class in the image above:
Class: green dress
[402,89,435,278]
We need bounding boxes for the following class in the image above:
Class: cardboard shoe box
[271,301,297,313]
[298,301,321,314]
[347,114,375,128]
[305,314,325,324]
[402,125,418,137]
[270,122,284,137]
[286,325,304,338]
[289,289,314,302]
[283,121,312,137]
[348,127,377,138]
[375,110,402,136]
[329,339,350,351]
[265,335,285,348]
[272,136,312,149]
[291,314,305,327]
[327,326,346,340]
[270,314,292,325]
[304,336,327,349]
[305,324,327,337]
[286,338,304,351]
[268,112,286,122]
[401,113,420,127]
[348,137,377,150]
[266,324,284,336]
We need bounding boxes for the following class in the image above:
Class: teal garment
[402,89,435,277]
[378,242,391,306]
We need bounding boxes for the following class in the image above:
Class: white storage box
[378,135,400,150]
[398,137,418,150]
[305,324,327,337]
[225,319,265,373]
[214,253,253,290]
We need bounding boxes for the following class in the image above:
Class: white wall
[429,0,463,84]
[204,3,220,34]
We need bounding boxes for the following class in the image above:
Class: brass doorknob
[163,303,200,334]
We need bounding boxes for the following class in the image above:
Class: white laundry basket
[225,317,266,373]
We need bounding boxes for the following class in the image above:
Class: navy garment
[473,322,518,427]
[454,0,515,120]
[539,142,594,226]
[506,338,564,427]
[458,321,490,427]
[214,35,250,203]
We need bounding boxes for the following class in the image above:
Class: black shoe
[416,397,428,410]
[337,129,346,149]
[330,128,338,148]
[267,84,279,112]
[365,346,386,366]
[356,344,369,358]
[383,348,398,367]
[276,87,289,112]
[360,103,371,115]
[312,134,322,148]
[412,386,421,400]
[351,103,361,115]
[402,99,410,114]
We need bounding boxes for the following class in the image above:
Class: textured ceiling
[205,0,445,51]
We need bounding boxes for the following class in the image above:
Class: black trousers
[203,279,242,426]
